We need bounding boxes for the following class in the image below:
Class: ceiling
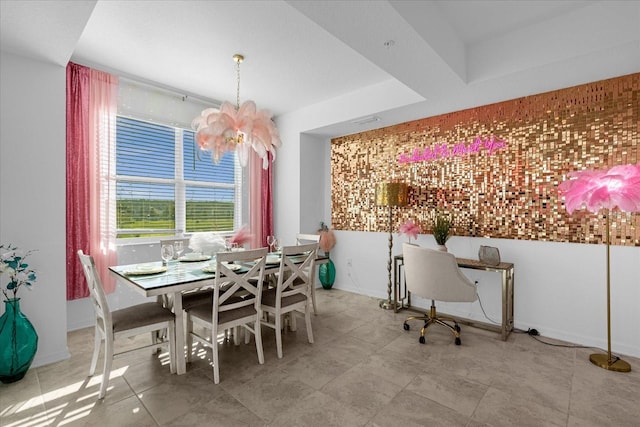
[1,0,639,137]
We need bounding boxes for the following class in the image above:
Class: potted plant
[0,244,38,383]
[432,213,453,251]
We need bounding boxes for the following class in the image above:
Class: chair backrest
[296,233,320,244]
[77,250,112,333]
[276,243,319,302]
[213,247,268,324]
[402,243,477,303]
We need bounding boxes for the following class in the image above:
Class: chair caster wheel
[455,337,461,345]
[403,323,410,331]
[419,336,426,344]
[454,324,461,332]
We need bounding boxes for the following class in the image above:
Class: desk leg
[172,291,186,375]
[500,267,515,341]
[501,271,507,341]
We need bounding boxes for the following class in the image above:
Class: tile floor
[2,289,639,426]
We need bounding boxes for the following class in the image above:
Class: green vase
[0,298,38,383]
[318,258,336,289]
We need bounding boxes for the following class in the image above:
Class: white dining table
[109,252,328,374]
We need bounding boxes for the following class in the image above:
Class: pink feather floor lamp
[559,163,640,372]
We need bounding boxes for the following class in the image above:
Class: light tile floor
[2,289,639,426]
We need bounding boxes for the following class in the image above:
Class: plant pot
[0,298,38,383]
[437,245,448,252]
[318,258,336,289]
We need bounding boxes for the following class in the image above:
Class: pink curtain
[248,151,274,249]
[66,62,119,299]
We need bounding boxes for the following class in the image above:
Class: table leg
[172,291,186,374]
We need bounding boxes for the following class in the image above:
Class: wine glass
[273,238,282,253]
[173,241,184,259]
[160,244,174,266]
[266,235,276,252]
[224,238,232,252]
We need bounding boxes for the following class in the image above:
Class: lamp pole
[379,205,395,310]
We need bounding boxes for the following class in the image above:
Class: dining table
[109,251,328,374]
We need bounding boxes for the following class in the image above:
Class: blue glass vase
[318,257,336,290]
[0,298,38,383]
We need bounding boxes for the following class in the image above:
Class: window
[115,116,242,239]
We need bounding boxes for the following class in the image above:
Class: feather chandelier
[191,54,281,169]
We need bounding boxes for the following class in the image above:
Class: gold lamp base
[589,353,631,372]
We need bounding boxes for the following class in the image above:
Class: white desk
[393,255,514,341]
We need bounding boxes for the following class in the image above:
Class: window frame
[115,115,244,244]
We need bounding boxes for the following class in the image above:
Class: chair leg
[244,325,251,345]
[212,326,220,384]
[89,326,101,376]
[275,311,283,359]
[99,334,114,400]
[254,320,265,365]
[233,326,241,346]
[305,305,314,344]
[311,282,318,315]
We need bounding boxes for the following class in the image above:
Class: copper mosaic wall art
[331,73,639,246]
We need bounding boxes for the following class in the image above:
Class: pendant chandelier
[191,54,281,169]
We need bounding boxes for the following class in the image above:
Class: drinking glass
[273,238,282,253]
[266,235,276,252]
[173,241,184,259]
[160,244,174,266]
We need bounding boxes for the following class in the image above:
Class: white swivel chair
[401,243,477,345]
[296,233,321,314]
[77,250,176,399]
[261,243,318,358]
[185,247,268,384]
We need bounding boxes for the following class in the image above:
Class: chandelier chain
[236,59,241,110]
[233,54,244,110]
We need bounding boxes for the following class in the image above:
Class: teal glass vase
[318,257,336,289]
[0,298,38,383]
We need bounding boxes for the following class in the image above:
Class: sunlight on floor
[2,366,130,427]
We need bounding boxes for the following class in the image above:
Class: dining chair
[401,243,477,345]
[261,242,318,358]
[295,233,321,314]
[77,250,176,399]
[185,247,268,384]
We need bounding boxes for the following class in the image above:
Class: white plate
[125,265,167,276]
[179,254,211,262]
[265,255,281,265]
[202,263,242,273]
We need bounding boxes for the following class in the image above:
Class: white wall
[0,52,70,366]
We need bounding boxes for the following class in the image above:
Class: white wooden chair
[185,247,268,384]
[77,250,176,399]
[261,243,318,358]
[295,233,321,314]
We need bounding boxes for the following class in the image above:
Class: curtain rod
[70,57,221,108]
